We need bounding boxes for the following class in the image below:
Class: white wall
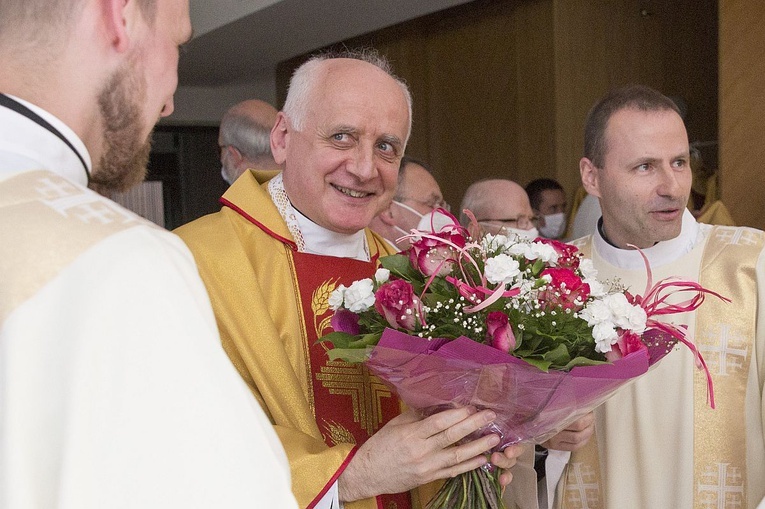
[164,69,277,126]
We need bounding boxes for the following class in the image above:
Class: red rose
[374,279,420,330]
[486,311,516,352]
[538,267,590,311]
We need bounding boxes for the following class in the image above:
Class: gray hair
[219,111,273,161]
[282,48,413,142]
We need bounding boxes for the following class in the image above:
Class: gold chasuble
[176,170,414,509]
[559,226,765,509]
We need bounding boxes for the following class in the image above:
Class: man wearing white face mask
[369,156,451,250]
[525,178,568,240]
[460,178,540,240]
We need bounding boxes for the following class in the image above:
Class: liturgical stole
[560,227,762,509]
[290,248,412,509]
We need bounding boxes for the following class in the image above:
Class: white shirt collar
[293,207,370,261]
[266,172,370,261]
[594,209,700,269]
[0,94,92,185]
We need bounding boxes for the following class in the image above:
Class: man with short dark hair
[0,0,297,507]
[525,178,567,239]
[369,155,449,250]
[176,50,524,509]
[556,84,765,509]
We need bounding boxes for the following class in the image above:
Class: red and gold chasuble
[290,249,412,509]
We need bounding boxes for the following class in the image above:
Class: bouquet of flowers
[320,211,725,509]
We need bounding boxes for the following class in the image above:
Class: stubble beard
[89,55,152,196]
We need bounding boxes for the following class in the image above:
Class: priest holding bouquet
[177,50,537,508]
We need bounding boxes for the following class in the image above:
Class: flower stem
[425,466,505,509]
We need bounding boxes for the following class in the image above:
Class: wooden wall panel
[719,0,765,229]
[277,0,717,217]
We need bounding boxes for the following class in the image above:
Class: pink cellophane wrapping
[366,328,673,447]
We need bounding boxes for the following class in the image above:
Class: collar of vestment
[594,209,701,270]
[220,169,372,261]
[0,94,92,185]
[266,171,370,261]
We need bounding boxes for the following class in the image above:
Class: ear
[270,113,289,165]
[101,0,137,53]
[377,205,396,226]
[580,157,601,198]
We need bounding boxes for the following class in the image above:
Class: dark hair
[525,178,563,211]
[395,156,433,200]
[584,85,682,168]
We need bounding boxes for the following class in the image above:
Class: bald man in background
[219,99,282,185]
[459,178,540,240]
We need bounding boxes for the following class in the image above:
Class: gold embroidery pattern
[321,419,356,446]
[312,278,338,353]
[697,463,744,508]
[315,361,392,435]
[564,462,601,509]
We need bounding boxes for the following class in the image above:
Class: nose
[349,147,375,181]
[160,97,175,118]
[656,163,685,198]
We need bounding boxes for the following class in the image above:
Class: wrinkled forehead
[307,59,410,132]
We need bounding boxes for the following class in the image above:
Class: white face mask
[392,201,453,236]
[538,212,566,239]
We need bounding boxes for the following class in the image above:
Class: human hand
[337,407,507,502]
[489,443,525,487]
[541,412,595,452]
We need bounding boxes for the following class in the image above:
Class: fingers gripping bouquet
[319,210,726,509]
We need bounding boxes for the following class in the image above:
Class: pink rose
[486,311,516,352]
[535,238,582,270]
[605,330,647,362]
[408,229,466,277]
[539,267,591,311]
[374,279,420,330]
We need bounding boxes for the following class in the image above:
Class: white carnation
[482,233,509,252]
[604,293,633,321]
[578,258,598,280]
[592,322,618,352]
[374,268,390,284]
[585,278,607,298]
[525,242,559,263]
[328,285,346,311]
[580,299,611,325]
[484,254,521,285]
[344,278,376,313]
[617,304,647,333]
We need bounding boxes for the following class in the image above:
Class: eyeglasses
[477,215,540,230]
[399,196,451,212]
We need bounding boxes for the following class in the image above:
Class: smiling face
[580,107,691,249]
[273,58,410,234]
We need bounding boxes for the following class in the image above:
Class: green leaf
[327,346,374,363]
[380,254,420,281]
[316,331,358,349]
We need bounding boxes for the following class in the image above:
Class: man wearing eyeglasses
[369,156,450,250]
[459,178,540,240]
